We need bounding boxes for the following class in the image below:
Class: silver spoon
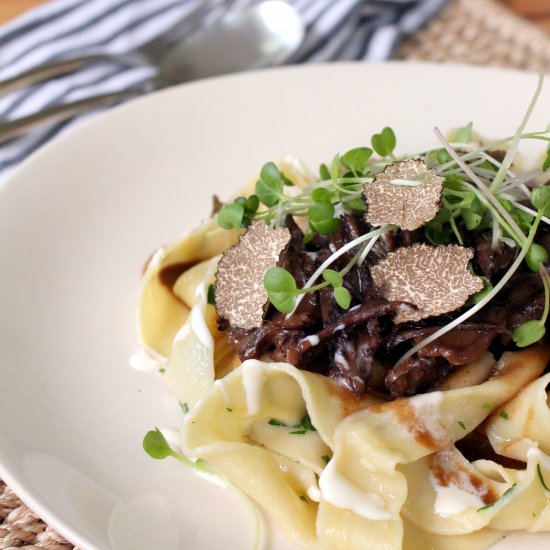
[0,1,304,144]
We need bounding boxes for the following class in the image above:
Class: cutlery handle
[0,89,143,145]
[0,56,110,96]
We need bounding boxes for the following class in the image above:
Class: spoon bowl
[0,1,305,143]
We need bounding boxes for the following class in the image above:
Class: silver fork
[0,0,304,145]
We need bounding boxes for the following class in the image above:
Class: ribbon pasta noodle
[137,118,550,550]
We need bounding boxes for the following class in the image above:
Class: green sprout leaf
[526,243,549,272]
[531,185,550,216]
[308,201,341,235]
[468,277,494,305]
[218,203,245,230]
[255,162,284,207]
[264,267,298,313]
[260,162,282,187]
[343,197,367,213]
[322,269,343,287]
[455,122,473,143]
[512,319,546,348]
[371,127,396,158]
[319,163,331,181]
[143,428,173,460]
[312,187,332,203]
[334,286,351,310]
[207,284,215,306]
[342,147,373,175]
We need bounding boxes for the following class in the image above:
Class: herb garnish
[477,483,517,512]
[268,413,317,434]
[180,402,189,414]
[214,73,550,361]
[499,410,510,420]
[457,421,466,430]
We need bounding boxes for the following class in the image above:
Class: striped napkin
[0,0,448,180]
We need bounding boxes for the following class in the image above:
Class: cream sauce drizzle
[173,323,191,343]
[190,305,213,348]
[430,473,485,516]
[302,334,320,347]
[307,484,321,503]
[241,360,264,415]
[319,459,391,520]
[129,349,161,372]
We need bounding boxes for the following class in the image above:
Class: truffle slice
[215,222,291,329]
[370,243,483,323]
[363,158,442,230]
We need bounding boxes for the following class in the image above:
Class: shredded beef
[222,213,549,400]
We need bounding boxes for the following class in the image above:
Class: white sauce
[430,473,485,516]
[334,323,345,333]
[148,246,166,270]
[319,459,391,520]
[173,323,191,343]
[195,282,206,301]
[307,484,321,502]
[334,349,351,374]
[129,349,161,372]
[190,305,214,349]
[302,334,320,347]
[241,360,264,415]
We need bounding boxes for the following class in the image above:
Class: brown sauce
[158,261,199,289]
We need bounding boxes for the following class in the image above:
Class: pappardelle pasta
[136,78,550,550]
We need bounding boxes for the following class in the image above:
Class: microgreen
[512,264,550,347]
[264,253,360,315]
[371,127,396,158]
[342,147,373,176]
[455,122,473,144]
[207,284,215,305]
[218,195,260,230]
[308,201,340,234]
[143,428,261,549]
[268,413,317,433]
[263,267,299,314]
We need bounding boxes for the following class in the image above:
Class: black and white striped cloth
[0,0,448,180]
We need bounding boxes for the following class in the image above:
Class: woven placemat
[1,0,550,548]
[396,0,550,70]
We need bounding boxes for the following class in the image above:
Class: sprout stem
[490,72,544,193]
[287,225,395,315]
[434,127,527,246]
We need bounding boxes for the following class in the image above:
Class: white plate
[0,62,549,550]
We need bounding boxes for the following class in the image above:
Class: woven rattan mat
[2,0,550,548]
